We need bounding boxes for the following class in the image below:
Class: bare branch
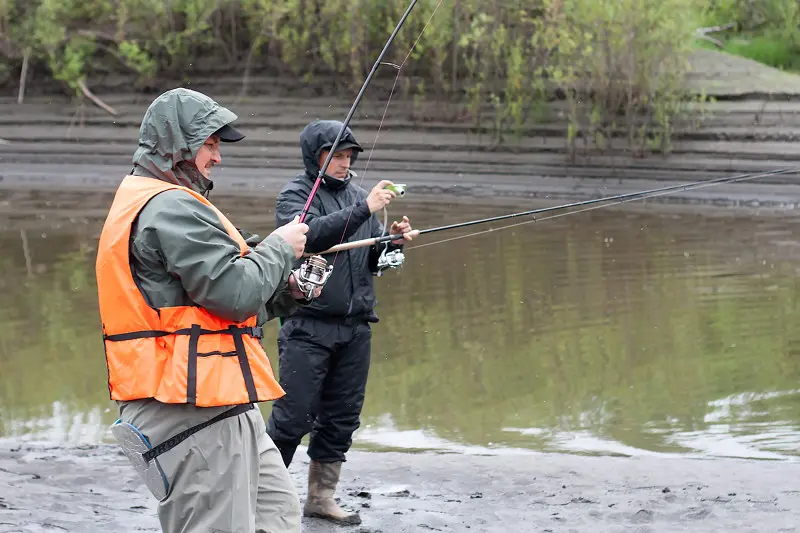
[75,29,119,42]
[696,34,724,48]
[77,80,119,116]
[693,22,734,49]
[695,22,735,36]
[17,51,30,104]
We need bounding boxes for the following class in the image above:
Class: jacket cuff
[355,200,371,220]
[264,280,302,318]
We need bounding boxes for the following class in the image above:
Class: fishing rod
[307,166,798,258]
[297,0,419,225]
[291,0,421,298]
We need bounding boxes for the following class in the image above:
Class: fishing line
[408,168,797,251]
[410,167,798,238]
[308,167,798,257]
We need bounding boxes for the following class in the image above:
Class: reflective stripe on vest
[95,175,285,407]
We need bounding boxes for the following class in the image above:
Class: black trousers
[266,317,372,466]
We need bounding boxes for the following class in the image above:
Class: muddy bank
[3,50,800,209]
[1,442,798,533]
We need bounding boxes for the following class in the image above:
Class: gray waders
[113,399,301,533]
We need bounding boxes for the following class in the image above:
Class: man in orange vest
[95,88,313,533]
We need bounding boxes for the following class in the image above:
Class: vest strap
[187,324,201,404]
[230,325,259,403]
[104,326,263,342]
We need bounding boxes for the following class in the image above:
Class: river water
[1,188,799,461]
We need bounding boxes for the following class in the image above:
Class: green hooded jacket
[127,88,299,325]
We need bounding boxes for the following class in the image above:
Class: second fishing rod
[306,166,798,256]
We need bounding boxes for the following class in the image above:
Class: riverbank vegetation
[698,0,800,72]
[1,1,797,155]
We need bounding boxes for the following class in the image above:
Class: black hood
[299,120,363,189]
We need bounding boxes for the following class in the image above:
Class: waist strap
[104,325,263,342]
[142,403,254,462]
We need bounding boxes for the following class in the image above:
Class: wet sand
[1,442,798,533]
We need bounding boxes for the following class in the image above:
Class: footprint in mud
[0,497,17,510]
[683,507,713,520]
[631,509,654,524]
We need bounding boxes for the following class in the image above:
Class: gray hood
[131,88,238,194]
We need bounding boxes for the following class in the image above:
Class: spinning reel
[375,248,405,276]
[292,255,333,301]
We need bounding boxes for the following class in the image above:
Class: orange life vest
[95,175,285,407]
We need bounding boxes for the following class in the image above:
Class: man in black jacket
[266,119,414,525]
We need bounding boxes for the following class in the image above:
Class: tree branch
[696,34,725,48]
[17,51,30,104]
[695,22,736,36]
[694,22,735,49]
[77,80,119,116]
[75,29,119,42]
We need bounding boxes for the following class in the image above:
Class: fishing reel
[375,248,405,277]
[292,255,333,301]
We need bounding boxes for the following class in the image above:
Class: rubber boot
[303,460,362,525]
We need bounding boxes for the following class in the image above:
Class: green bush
[0,0,713,154]
[699,0,800,71]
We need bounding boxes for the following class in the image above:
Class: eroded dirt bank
[3,58,800,210]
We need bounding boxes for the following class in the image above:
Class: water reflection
[1,189,799,460]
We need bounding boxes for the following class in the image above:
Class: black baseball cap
[335,140,363,152]
[214,123,246,143]
[322,140,363,154]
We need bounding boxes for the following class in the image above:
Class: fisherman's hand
[288,272,322,301]
[390,216,417,245]
[270,216,309,259]
[366,180,396,213]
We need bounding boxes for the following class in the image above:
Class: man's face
[194,135,221,178]
[318,148,353,180]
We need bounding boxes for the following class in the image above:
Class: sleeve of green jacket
[135,190,298,323]
[238,227,304,321]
